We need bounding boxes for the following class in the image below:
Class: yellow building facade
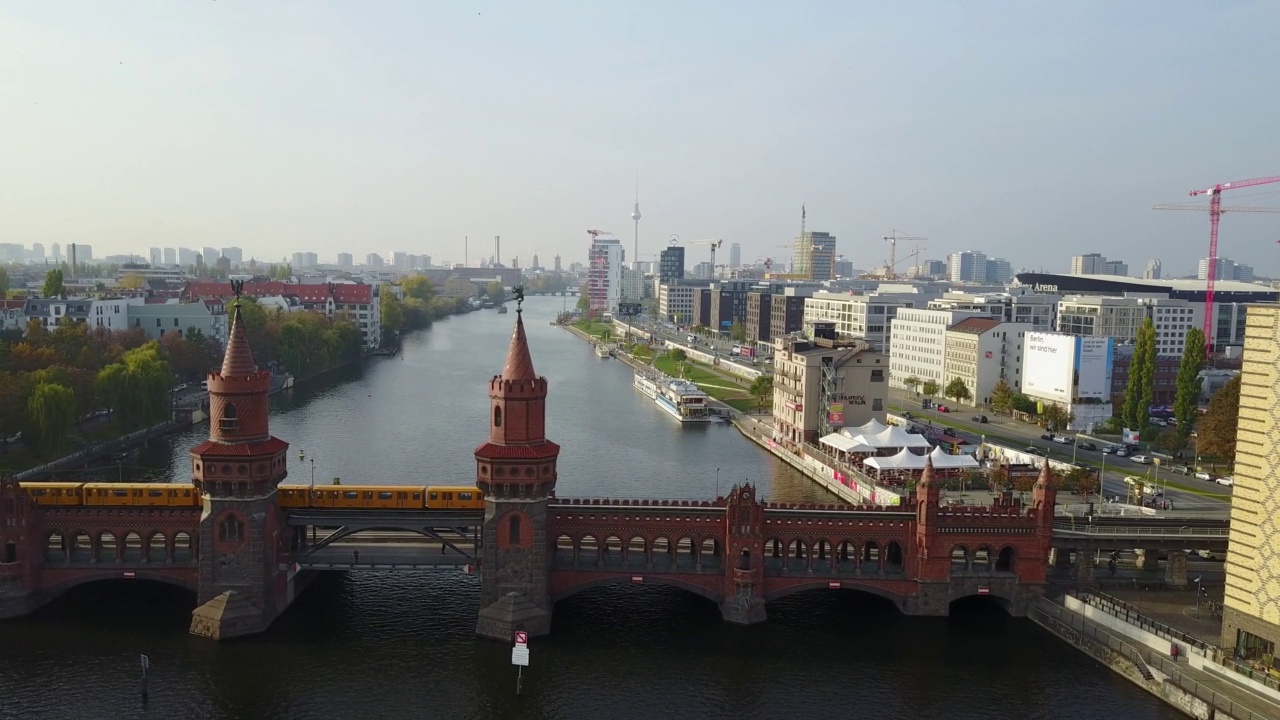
[1222,304,1280,661]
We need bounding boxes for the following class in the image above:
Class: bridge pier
[1164,551,1188,588]
[1135,549,1159,571]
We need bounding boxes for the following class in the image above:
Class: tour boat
[594,344,612,359]
[654,378,712,423]
[633,370,659,399]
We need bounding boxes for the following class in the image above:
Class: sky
[2,1,1279,277]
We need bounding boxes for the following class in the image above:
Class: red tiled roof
[948,317,1003,334]
[184,281,372,304]
[502,314,537,381]
[0,300,24,310]
[190,437,290,457]
[474,441,562,460]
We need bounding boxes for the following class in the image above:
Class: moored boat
[633,371,659,399]
[654,378,712,423]
[594,344,612,359]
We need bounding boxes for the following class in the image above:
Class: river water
[1,298,1181,720]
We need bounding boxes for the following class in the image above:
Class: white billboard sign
[1021,332,1077,404]
[1076,337,1114,399]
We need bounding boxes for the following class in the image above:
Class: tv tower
[630,174,641,264]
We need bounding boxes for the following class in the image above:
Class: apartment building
[772,330,887,449]
[888,308,985,391]
[942,318,1035,407]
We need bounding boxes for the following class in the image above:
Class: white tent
[865,426,933,449]
[928,446,980,469]
[820,433,876,454]
[862,447,929,471]
[845,419,889,437]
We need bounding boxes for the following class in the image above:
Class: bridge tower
[188,291,291,640]
[721,483,767,625]
[474,294,561,641]
[0,474,38,616]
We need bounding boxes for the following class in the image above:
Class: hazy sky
[3,1,1279,277]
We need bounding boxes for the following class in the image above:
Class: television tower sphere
[631,201,641,222]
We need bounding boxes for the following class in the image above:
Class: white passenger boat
[594,343,612,359]
[633,371,659,399]
[654,378,712,423]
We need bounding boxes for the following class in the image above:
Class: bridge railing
[1074,588,1212,654]
[1053,524,1229,537]
[551,497,723,508]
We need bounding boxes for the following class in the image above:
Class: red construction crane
[1154,176,1280,356]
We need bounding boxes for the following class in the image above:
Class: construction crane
[691,239,724,269]
[1153,176,1280,355]
[881,231,927,280]
[586,229,614,242]
[757,257,774,271]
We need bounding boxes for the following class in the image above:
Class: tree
[1123,317,1156,430]
[380,292,405,332]
[486,281,505,300]
[990,378,1015,414]
[0,266,8,295]
[729,321,747,342]
[1041,402,1074,431]
[922,379,940,398]
[749,375,774,410]
[1156,427,1186,457]
[903,376,922,396]
[943,377,972,404]
[27,382,76,455]
[669,348,687,363]
[42,269,65,298]
[119,272,147,290]
[1173,327,1206,439]
[1197,375,1240,461]
[403,275,436,302]
[95,343,172,428]
[576,289,590,311]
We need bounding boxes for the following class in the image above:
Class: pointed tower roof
[1034,460,1056,489]
[502,312,536,381]
[220,301,257,377]
[917,455,937,486]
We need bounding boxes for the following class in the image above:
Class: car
[1077,442,1097,451]
[1025,446,1047,456]
[1130,455,1151,464]
[942,427,958,437]
[1101,445,1116,454]
[1194,471,1212,481]
[1040,433,1055,441]
[1216,476,1234,487]
[1054,435,1074,445]
[1188,549,1221,561]
[1116,448,1130,457]
[971,415,988,424]
[937,405,950,413]
[902,411,914,420]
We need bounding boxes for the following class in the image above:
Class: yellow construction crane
[882,230,928,280]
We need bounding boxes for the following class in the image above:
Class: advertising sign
[828,403,845,425]
[1075,337,1114,399]
[1022,332,1077,404]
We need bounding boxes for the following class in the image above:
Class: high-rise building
[337,253,354,267]
[163,247,177,265]
[531,253,540,270]
[693,261,713,279]
[728,242,741,268]
[393,251,409,270]
[947,251,988,282]
[1143,259,1162,280]
[178,247,199,266]
[366,253,384,268]
[1070,253,1108,275]
[587,236,624,312]
[793,232,836,281]
[221,247,244,266]
[1103,260,1128,277]
[149,248,163,266]
[554,255,562,272]
[203,247,220,265]
[985,258,1014,283]
[659,246,685,283]
[1198,257,1254,283]
[1222,304,1280,659]
[50,243,61,262]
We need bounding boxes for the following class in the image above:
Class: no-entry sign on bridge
[513,631,528,645]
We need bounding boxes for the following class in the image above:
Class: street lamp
[716,467,721,499]
[1194,576,1203,618]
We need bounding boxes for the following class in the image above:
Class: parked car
[1101,445,1116,454]
[1216,476,1234,487]
[1130,455,1151,464]
[1115,448,1130,457]
[937,405,950,413]
[1194,471,1212,481]
[1053,435,1074,445]
[1077,442,1097,451]
[1025,446,1048,457]
[1040,433,1055,441]
[902,411,914,420]
[971,415,988,424]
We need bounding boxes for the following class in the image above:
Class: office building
[693,261,713,279]
[50,243,61,262]
[928,291,1058,332]
[221,247,244,266]
[178,248,199,266]
[911,259,948,279]
[163,248,177,266]
[659,246,686,283]
[149,248,163,267]
[1071,253,1108,275]
[128,302,230,346]
[1144,259,1162,280]
[942,318,1035,407]
[803,291,930,353]
[1199,257,1255,284]
[947,251,988,283]
[337,253,354,267]
[203,247,220,266]
[985,258,1014,283]
[888,308,984,392]
[772,329,887,449]
[728,242,741,268]
[587,236,625,313]
[793,232,836,281]
[1220,304,1280,661]
[657,279,710,325]
[366,253,384,268]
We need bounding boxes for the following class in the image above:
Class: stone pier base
[189,590,275,640]
[719,594,767,626]
[476,591,551,642]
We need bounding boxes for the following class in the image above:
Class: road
[886,385,1231,513]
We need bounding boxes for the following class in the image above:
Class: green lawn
[575,321,615,340]
[652,353,760,410]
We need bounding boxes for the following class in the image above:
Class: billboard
[1075,337,1114,399]
[1021,332,1076,404]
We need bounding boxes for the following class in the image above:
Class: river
[0,297,1181,720]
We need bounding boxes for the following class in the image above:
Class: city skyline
[2,3,1278,277]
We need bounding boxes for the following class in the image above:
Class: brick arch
[763,580,907,608]
[39,570,198,606]
[550,575,724,605]
[496,510,531,549]
[949,544,971,571]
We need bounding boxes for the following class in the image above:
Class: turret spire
[502,308,536,382]
[220,300,257,378]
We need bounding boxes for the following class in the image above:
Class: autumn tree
[380,292,405,332]
[990,378,1015,414]
[903,376,922,396]
[730,321,747,342]
[1173,327,1206,439]
[95,343,173,428]
[119,272,147,290]
[27,382,76,454]
[486,281,505,300]
[1197,374,1240,462]
[922,379,940,398]
[1156,427,1186,457]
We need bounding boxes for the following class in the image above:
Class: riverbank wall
[1030,595,1276,720]
[14,414,195,481]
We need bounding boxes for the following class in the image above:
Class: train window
[412,492,421,500]
[112,490,128,497]
[459,492,473,501]
[33,489,46,496]
[183,490,191,497]
[378,492,393,500]
[428,492,438,500]
[148,490,163,497]
[342,492,358,500]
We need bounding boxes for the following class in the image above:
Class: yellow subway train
[18,482,484,511]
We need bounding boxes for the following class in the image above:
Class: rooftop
[948,317,1004,334]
